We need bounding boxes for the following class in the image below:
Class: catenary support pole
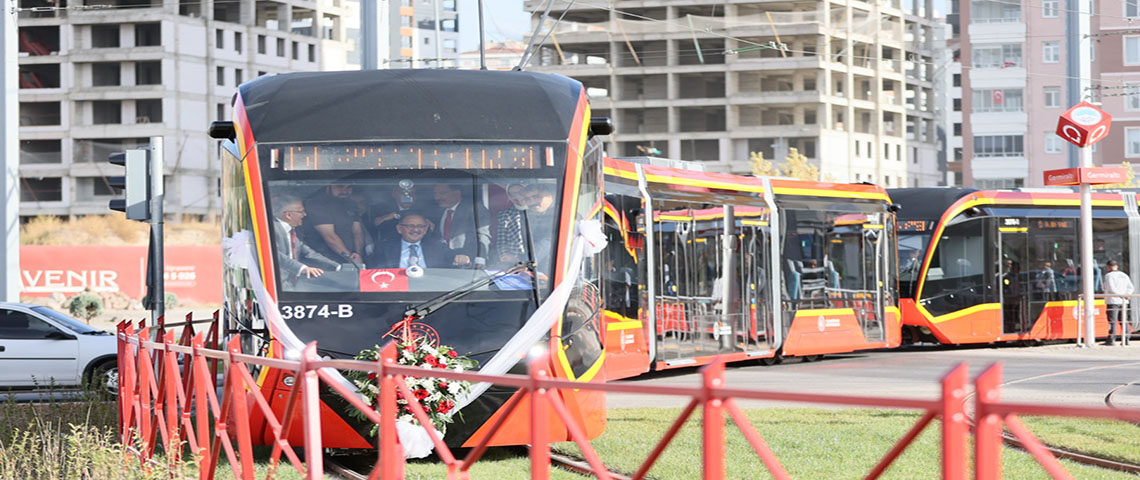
[1,4,19,302]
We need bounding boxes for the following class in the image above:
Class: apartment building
[523,0,942,186]
[958,0,1140,188]
[388,0,459,68]
[17,0,354,220]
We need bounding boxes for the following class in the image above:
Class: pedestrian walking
[1103,260,1133,346]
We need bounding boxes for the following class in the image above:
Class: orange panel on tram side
[885,307,902,347]
[781,310,867,356]
[601,310,649,380]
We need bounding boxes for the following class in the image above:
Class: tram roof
[889,188,977,220]
[236,69,583,143]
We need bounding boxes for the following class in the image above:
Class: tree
[750,148,820,181]
[1093,162,1140,190]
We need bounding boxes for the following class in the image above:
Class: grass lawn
[1018,415,1140,465]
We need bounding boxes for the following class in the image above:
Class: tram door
[861,214,887,343]
[738,211,773,354]
[998,219,1030,334]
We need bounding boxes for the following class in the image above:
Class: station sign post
[1046,102,1113,347]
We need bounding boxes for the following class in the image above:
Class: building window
[1127,37,1140,65]
[1044,86,1061,108]
[20,177,62,202]
[443,0,455,10]
[974,178,1024,189]
[309,44,316,62]
[972,88,1023,112]
[257,35,266,54]
[216,66,225,86]
[91,25,119,48]
[970,0,1021,23]
[953,123,962,136]
[1128,128,1140,157]
[277,38,285,57]
[216,29,224,49]
[1042,41,1060,63]
[1045,132,1062,153]
[954,148,963,161]
[234,68,242,84]
[136,61,161,85]
[971,44,1021,68]
[20,139,62,165]
[953,74,961,87]
[884,143,890,160]
[217,103,226,120]
[135,99,162,123]
[443,38,457,53]
[401,15,412,27]
[974,135,1024,157]
[1043,0,1058,17]
[92,62,121,86]
[92,100,121,125]
[953,98,962,111]
[1126,83,1140,111]
[292,41,299,60]
[234,32,243,53]
[441,19,457,32]
[135,23,161,46]
[1128,0,1139,17]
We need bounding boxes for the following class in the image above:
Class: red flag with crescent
[360,269,410,292]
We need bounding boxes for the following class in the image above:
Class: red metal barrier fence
[117,319,1140,480]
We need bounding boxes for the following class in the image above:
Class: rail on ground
[116,318,1140,480]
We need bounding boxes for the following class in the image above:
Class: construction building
[523,0,944,186]
[17,0,356,220]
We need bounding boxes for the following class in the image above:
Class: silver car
[0,302,118,395]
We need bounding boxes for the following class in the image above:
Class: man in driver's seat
[272,195,342,281]
[371,213,458,269]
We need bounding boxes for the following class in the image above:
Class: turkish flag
[359,269,410,292]
[993,89,1004,104]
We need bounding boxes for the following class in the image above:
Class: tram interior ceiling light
[208,121,236,140]
[589,117,614,137]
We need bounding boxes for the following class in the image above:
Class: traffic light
[108,149,151,221]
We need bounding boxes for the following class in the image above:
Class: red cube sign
[1056,101,1112,148]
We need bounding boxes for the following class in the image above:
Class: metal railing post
[379,343,402,479]
[702,359,726,480]
[300,343,324,480]
[529,352,551,480]
[941,363,968,480]
[974,364,1003,480]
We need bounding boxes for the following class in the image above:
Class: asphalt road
[607,342,1140,410]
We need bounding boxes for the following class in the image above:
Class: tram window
[1028,218,1077,298]
[921,218,987,317]
[1093,218,1129,292]
[264,173,562,297]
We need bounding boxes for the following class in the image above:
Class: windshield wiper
[521,209,544,307]
[402,262,534,321]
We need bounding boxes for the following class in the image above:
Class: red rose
[438,381,449,389]
[437,400,454,414]
[414,388,429,400]
[367,373,377,380]
[424,354,438,366]
[447,351,458,358]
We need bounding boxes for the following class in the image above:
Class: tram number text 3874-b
[280,304,355,320]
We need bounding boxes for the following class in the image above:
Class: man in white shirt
[1103,260,1134,346]
[272,195,341,281]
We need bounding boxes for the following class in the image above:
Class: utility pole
[1,4,18,302]
[362,0,378,69]
[148,136,165,326]
[1072,0,1095,347]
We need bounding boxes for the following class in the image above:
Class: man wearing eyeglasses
[272,195,341,280]
[370,213,457,269]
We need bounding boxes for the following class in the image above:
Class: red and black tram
[891,187,1140,345]
[214,69,609,448]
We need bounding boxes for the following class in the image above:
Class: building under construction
[524,0,944,187]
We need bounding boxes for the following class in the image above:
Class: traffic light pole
[148,137,164,326]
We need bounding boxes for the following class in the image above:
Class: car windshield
[261,141,564,297]
[31,306,106,334]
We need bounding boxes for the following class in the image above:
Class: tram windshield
[258,141,565,297]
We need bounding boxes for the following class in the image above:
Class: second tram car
[891,187,1140,345]
[600,158,902,378]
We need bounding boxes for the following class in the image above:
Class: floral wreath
[347,338,479,436]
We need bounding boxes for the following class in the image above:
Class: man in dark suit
[371,213,461,269]
[272,195,342,280]
[432,183,491,268]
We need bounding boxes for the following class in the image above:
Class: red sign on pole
[1043,167,1129,186]
[1056,101,1112,148]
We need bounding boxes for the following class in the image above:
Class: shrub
[67,292,103,324]
[142,292,179,310]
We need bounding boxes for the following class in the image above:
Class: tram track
[964,363,1140,475]
[324,448,637,479]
